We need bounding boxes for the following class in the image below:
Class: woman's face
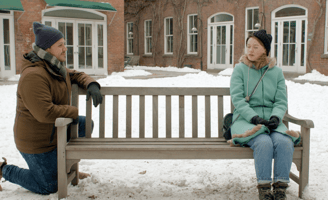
[246,37,266,61]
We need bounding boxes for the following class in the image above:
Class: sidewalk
[1,69,327,86]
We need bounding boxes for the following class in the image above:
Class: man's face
[46,38,67,62]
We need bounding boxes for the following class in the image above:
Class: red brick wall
[14,0,124,74]
[125,0,328,74]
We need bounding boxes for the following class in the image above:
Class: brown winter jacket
[14,51,97,154]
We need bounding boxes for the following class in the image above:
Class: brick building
[0,0,124,79]
[124,0,328,75]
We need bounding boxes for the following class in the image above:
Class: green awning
[44,0,116,12]
[0,0,24,11]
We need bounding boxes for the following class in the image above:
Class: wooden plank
[71,138,226,142]
[166,95,171,138]
[192,95,198,138]
[218,96,224,138]
[153,95,158,138]
[179,95,185,138]
[71,84,79,138]
[205,95,211,138]
[96,87,231,96]
[86,98,92,138]
[299,127,310,198]
[139,95,145,138]
[289,172,299,184]
[113,95,118,138]
[99,95,105,138]
[126,95,132,138]
[67,171,77,186]
[57,125,68,199]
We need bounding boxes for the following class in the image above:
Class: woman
[229,29,301,200]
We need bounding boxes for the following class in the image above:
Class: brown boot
[0,157,7,179]
[257,183,274,200]
[273,182,288,200]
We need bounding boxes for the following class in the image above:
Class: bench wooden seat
[55,84,314,199]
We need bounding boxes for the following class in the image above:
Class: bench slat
[153,95,158,138]
[192,95,198,138]
[218,96,223,138]
[205,95,210,138]
[86,98,92,138]
[99,95,105,138]
[179,95,184,138]
[166,95,171,138]
[126,95,132,138]
[71,84,79,139]
[113,95,118,138]
[139,95,145,138]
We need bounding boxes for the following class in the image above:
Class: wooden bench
[55,84,314,199]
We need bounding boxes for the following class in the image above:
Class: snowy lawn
[0,67,327,200]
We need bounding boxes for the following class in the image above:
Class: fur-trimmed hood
[239,54,276,70]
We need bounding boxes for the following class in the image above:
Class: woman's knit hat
[33,22,64,50]
[247,29,272,56]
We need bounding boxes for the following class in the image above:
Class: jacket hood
[239,54,276,69]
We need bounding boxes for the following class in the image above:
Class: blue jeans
[2,116,93,195]
[247,131,294,184]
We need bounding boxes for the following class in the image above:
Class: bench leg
[71,162,79,186]
[299,127,310,198]
[57,126,68,200]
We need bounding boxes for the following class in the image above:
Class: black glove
[251,115,269,126]
[72,117,79,125]
[86,83,103,107]
[267,116,280,130]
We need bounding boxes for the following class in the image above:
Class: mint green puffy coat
[230,55,301,146]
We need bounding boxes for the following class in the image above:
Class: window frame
[187,14,198,54]
[127,22,133,55]
[325,0,328,54]
[164,17,173,55]
[245,7,259,42]
[144,19,152,55]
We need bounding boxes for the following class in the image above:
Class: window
[246,7,259,38]
[325,0,328,54]
[127,22,133,55]
[164,17,173,54]
[188,14,198,54]
[145,20,152,54]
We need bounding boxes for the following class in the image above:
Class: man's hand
[86,83,103,107]
[251,115,269,126]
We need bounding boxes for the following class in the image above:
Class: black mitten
[86,83,103,107]
[267,116,280,130]
[251,115,269,126]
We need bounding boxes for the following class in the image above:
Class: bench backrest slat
[139,95,145,138]
[86,99,92,138]
[179,95,185,138]
[126,95,132,138]
[218,96,224,138]
[113,95,119,138]
[153,95,159,138]
[71,84,79,139]
[99,95,105,138]
[192,95,198,138]
[166,95,172,138]
[205,95,211,138]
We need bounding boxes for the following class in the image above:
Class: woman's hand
[251,115,269,126]
[267,116,280,130]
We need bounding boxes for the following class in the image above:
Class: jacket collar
[239,54,276,69]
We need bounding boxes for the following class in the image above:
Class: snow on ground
[0,67,327,200]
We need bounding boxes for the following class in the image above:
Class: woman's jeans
[247,131,294,184]
[2,116,93,195]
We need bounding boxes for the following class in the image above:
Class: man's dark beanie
[33,22,64,50]
[246,29,272,56]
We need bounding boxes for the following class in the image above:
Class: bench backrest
[70,84,233,139]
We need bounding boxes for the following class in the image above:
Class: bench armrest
[55,117,73,127]
[283,113,314,129]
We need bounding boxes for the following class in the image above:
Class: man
[0,22,102,194]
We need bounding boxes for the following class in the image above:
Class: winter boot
[273,182,288,200]
[257,183,274,200]
[0,157,7,179]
